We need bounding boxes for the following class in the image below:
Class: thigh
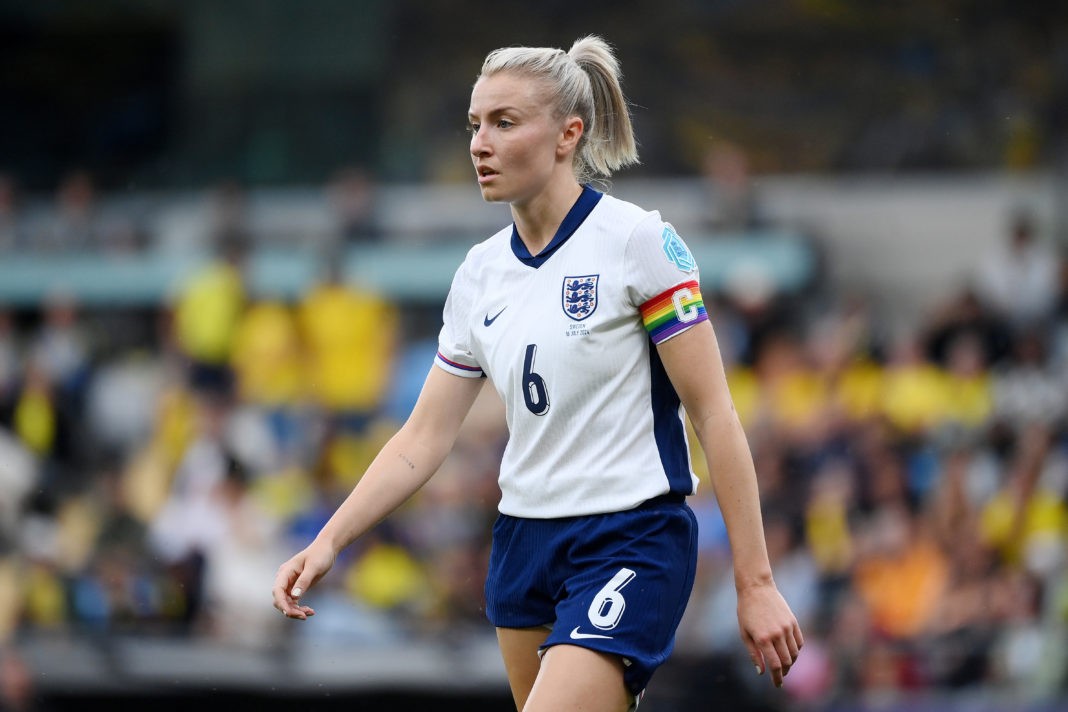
[524,644,631,712]
[497,626,550,711]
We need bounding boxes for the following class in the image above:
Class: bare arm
[657,320,803,687]
[272,365,485,618]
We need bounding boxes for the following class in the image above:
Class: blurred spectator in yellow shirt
[298,262,398,434]
[808,295,887,426]
[1,357,79,496]
[751,329,830,443]
[170,236,248,398]
[230,300,304,410]
[880,329,949,435]
[229,298,306,460]
[939,331,993,430]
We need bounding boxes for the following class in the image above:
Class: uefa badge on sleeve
[662,226,696,272]
[562,274,599,321]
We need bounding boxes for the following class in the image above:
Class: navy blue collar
[510,185,603,268]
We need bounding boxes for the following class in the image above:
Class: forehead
[469,71,549,114]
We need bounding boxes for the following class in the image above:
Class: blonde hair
[478,35,639,184]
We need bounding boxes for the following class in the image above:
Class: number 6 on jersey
[522,343,550,415]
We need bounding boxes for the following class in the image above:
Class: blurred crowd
[0,167,1068,712]
[674,207,1068,710]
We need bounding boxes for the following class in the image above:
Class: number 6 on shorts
[587,567,637,630]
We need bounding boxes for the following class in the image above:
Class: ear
[557,115,584,158]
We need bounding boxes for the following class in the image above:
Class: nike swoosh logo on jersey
[483,306,507,326]
[569,626,613,640]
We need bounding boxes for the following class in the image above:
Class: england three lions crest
[562,274,599,321]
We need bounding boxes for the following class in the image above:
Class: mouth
[476,166,499,184]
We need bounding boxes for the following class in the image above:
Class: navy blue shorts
[485,495,699,698]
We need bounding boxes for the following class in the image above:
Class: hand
[737,581,803,688]
[272,540,337,620]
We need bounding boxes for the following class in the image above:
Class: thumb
[291,575,314,600]
[290,546,334,600]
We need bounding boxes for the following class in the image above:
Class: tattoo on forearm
[397,452,416,470]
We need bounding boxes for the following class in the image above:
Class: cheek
[514,135,555,173]
[514,144,541,170]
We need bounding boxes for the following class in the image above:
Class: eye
[467,123,480,135]
[497,119,513,129]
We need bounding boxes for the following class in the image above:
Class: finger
[741,631,764,676]
[272,581,293,614]
[274,560,299,591]
[285,573,320,619]
[785,623,801,663]
[274,586,316,619]
[273,563,316,618]
[272,570,298,611]
[283,604,316,620]
[794,621,805,653]
[773,635,793,680]
[760,639,785,687]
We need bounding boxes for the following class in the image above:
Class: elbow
[690,399,745,440]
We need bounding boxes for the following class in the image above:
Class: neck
[511,179,584,255]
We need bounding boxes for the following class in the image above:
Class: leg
[523,644,632,712]
[497,626,550,711]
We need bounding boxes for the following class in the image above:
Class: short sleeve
[624,214,709,345]
[435,261,485,378]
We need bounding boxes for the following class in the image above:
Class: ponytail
[567,35,639,182]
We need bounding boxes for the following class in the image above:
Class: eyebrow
[468,105,523,120]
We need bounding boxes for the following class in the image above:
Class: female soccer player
[273,35,802,711]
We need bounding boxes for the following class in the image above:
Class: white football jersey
[436,187,709,518]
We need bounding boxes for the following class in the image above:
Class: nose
[470,126,490,158]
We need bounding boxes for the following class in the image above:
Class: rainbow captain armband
[639,280,708,344]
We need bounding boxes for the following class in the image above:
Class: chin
[477,184,508,203]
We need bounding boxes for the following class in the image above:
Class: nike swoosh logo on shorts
[483,306,507,326]
[569,626,613,640]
